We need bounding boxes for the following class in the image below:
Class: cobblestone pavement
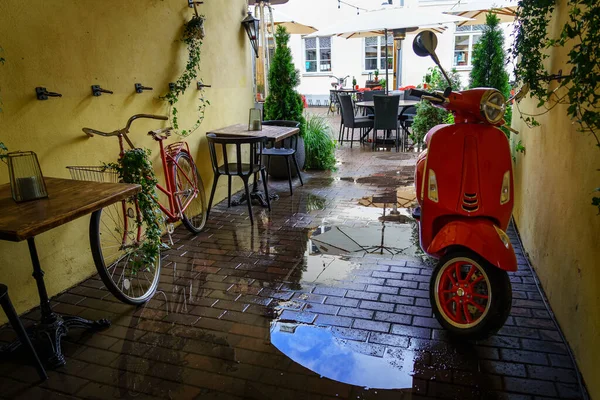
[0,118,586,399]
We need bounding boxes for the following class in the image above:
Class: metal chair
[262,120,303,196]
[373,95,401,151]
[206,134,269,225]
[399,92,420,150]
[338,94,374,148]
[0,284,47,381]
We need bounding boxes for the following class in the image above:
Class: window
[364,35,393,71]
[304,37,331,73]
[453,25,484,67]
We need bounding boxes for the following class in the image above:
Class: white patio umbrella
[271,8,317,35]
[305,7,471,92]
[444,1,517,26]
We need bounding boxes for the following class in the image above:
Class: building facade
[275,0,514,102]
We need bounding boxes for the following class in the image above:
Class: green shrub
[303,114,336,171]
[264,26,305,135]
[411,67,461,146]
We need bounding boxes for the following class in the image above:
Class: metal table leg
[2,237,111,367]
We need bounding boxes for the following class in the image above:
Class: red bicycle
[67,114,207,304]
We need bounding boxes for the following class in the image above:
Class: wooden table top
[0,177,140,242]
[356,100,419,108]
[208,124,300,143]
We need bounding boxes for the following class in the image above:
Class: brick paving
[0,111,586,399]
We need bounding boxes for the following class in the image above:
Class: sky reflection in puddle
[270,322,416,389]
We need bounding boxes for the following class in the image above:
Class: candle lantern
[248,108,262,131]
[7,151,48,202]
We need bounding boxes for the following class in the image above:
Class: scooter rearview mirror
[413,31,438,58]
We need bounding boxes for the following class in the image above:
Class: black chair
[0,284,47,381]
[399,92,420,150]
[261,120,303,196]
[338,94,373,148]
[206,134,269,225]
[362,90,385,102]
[373,95,401,151]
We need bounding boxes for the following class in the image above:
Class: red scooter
[409,31,527,339]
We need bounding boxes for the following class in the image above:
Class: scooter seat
[412,206,421,220]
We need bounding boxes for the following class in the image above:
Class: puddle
[307,211,421,260]
[359,186,418,209]
[270,322,418,389]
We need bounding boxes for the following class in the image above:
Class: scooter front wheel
[430,250,512,340]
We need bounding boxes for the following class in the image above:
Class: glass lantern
[248,108,262,131]
[7,151,48,202]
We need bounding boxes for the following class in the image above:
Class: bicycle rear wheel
[89,198,161,305]
[173,151,207,233]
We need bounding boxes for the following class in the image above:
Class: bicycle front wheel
[173,151,207,233]
[89,198,161,305]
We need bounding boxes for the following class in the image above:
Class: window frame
[452,25,484,69]
[363,35,393,73]
[303,36,332,75]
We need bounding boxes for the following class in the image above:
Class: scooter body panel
[415,122,514,261]
[427,219,518,272]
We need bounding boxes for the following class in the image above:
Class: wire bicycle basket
[66,166,119,183]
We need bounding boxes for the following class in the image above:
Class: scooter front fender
[427,220,517,272]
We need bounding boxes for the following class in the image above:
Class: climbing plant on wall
[163,15,209,137]
[511,0,600,212]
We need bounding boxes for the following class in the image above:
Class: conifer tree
[264,26,305,133]
[469,13,510,98]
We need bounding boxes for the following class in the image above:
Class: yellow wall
[0,0,254,323]
[511,1,600,397]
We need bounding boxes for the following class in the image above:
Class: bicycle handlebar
[82,114,169,137]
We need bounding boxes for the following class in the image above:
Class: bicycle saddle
[148,127,173,140]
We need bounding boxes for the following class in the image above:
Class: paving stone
[344,290,379,300]
[391,324,432,339]
[503,377,557,397]
[373,311,412,325]
[379,294,414,305]
[368,332,410,347]
[314,314,353,328]
[526,365,576,383]
[359,300,395,312]
[500,349,549,366]
[352,319,391,333]
[338,307,374,319]
[324,296,359,308]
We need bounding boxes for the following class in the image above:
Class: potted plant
[264,26,306,178]
[374,69,380,82]
[303,114,336,171]
[352,76,358,90]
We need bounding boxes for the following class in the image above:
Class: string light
[337,0,370,12]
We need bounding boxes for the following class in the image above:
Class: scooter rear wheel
[430,250,512,340]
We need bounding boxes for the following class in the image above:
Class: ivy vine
[107,149,163,271]
[511,0,600,212]
[163,15,210,136]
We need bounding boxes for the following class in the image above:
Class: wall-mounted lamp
[242,12,260,58]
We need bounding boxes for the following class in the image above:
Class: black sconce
[242,12,260,58]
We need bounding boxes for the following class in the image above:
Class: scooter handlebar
[407,89,431,98]
[407,89,446,103]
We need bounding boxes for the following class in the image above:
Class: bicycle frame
[115,133,199,225]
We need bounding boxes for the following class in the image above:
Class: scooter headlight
[428,169,439,203]
[500,170,510,205]
[480,89,506,124]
